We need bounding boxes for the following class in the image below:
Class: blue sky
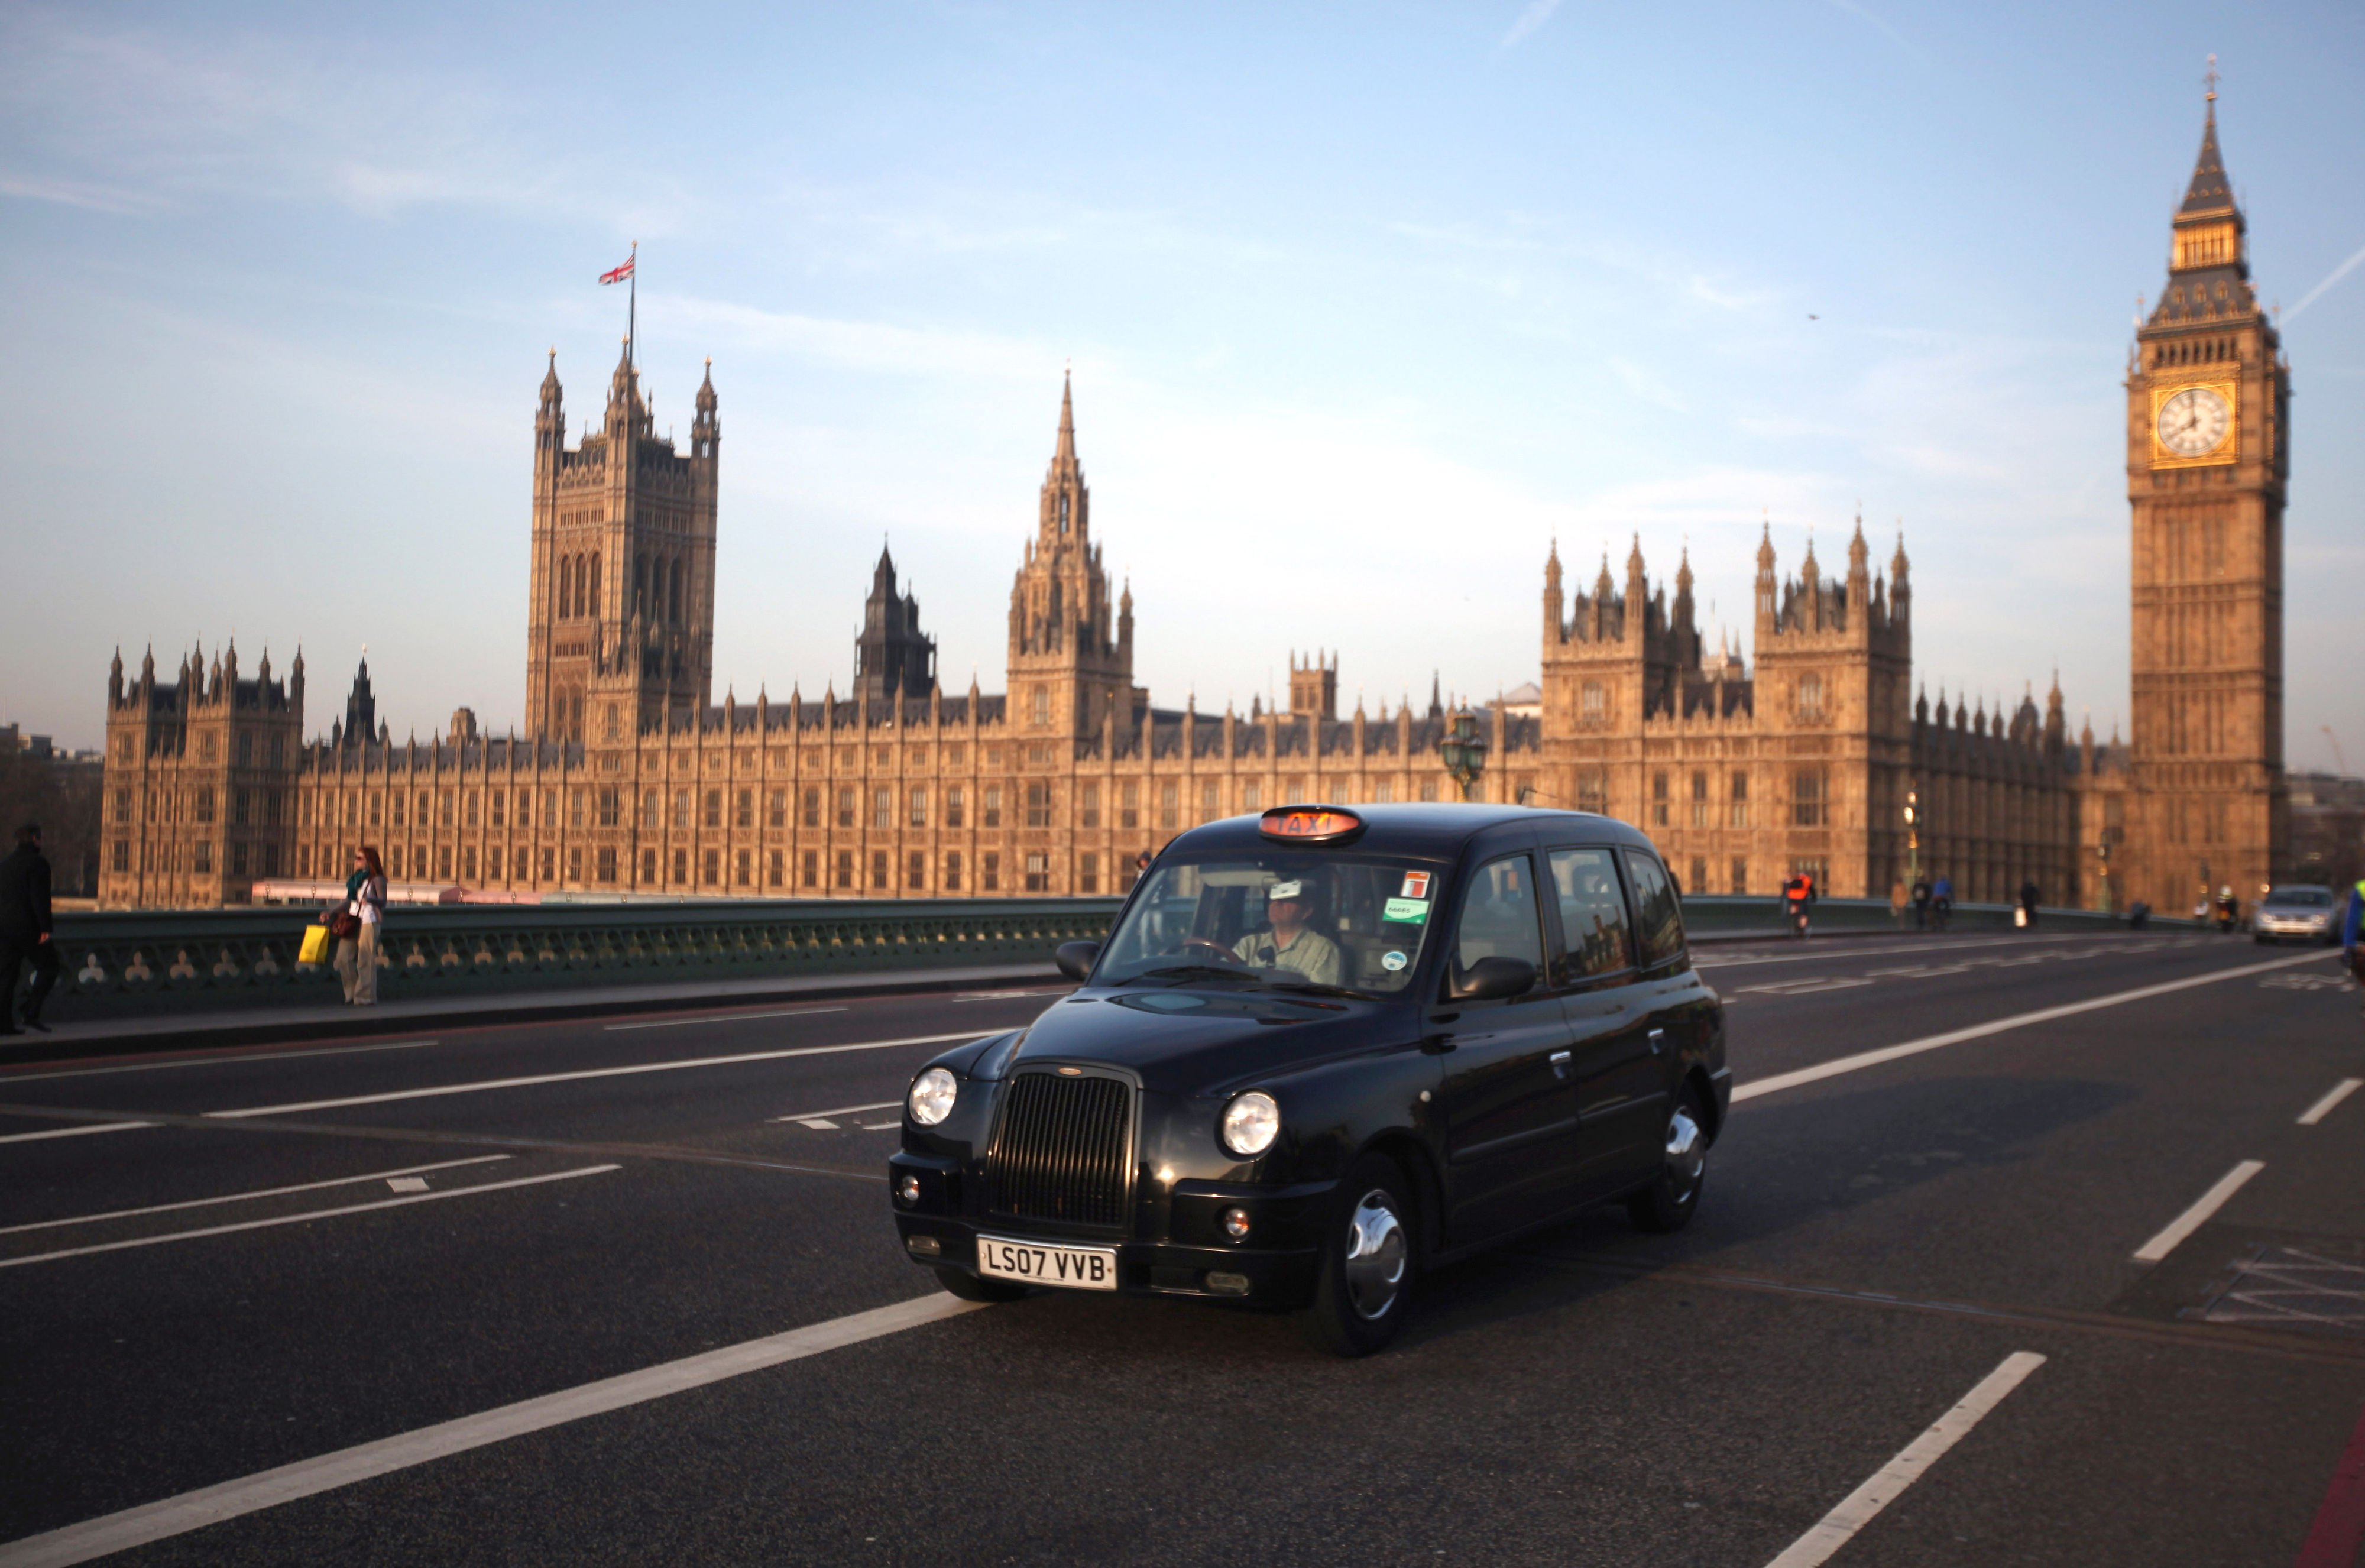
[3,1,2360,766]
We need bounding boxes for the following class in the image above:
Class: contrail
[2285,238,2365,323]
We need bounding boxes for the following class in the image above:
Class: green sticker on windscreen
[1382,896,1430,924]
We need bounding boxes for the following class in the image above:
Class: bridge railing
[37,898,1126,1021]
[27,891,2178,1023]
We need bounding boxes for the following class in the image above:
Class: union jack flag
[599,255,634,285]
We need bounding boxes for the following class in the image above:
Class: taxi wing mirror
[1450,955,1535,1002]
[1054,940,1101,983]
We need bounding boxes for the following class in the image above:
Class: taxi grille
[983,1073,1133,1229]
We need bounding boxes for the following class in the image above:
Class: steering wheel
[1166,937,1248,966]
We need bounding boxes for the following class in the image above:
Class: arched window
[558,556,574,619]
[634,553,647,616]
[588,553,600,618]
[669,558,683,623]
[1059,493,1070,532]
[1797,672,1825,720]
[1580,681,1605,722]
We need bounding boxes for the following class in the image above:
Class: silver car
[2253,884,2343,945]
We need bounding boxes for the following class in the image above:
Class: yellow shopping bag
[297,923,335,966]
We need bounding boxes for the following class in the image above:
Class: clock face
[2156,386,2231,458]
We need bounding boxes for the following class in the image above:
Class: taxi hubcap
[1664,1107,1705,1200]
[1343,1188,1407,1320]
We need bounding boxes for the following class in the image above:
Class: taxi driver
[1233,878,1343,987]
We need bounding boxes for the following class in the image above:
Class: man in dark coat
[0,822,60,1035]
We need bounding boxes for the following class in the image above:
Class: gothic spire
[1055,368,1077,466]
[2180,64,2233,218]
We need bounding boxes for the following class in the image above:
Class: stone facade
[95,103,2283,914]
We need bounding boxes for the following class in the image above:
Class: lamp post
[1437,711,1488,802]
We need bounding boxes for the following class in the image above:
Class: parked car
[2253,884,2343,945]
[889,803,1729,1355]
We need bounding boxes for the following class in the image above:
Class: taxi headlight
[908,1068,958,1126]
[1220,1091,1281,1158]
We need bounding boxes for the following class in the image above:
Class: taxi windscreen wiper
[1119,964,1265,987]
[1254,976,1374,1001]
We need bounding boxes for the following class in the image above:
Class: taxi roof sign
[1258,805,1364,844]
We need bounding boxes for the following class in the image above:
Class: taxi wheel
[935,1266,1031,1303]
[1300,1152,1415,1358]
[1628,1086,1709,1235]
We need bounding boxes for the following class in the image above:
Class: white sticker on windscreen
[1381,950,1408,972]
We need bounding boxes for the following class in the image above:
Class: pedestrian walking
[1910,874,1933,931]
[2018,878,2040,931]
[1890,877,1909,928]
[1931,874,1954,932]
[2342,880,2365,1003]
[328,846,389,1005]
[0,823,61,1035]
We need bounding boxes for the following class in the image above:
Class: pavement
[2,928,2361,1566]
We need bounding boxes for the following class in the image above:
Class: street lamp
[1437,712,1488,802]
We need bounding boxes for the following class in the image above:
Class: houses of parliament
[97,98,2289,915]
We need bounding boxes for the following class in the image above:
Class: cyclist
[1931,873,1955,932]
[1781,869,1816,939]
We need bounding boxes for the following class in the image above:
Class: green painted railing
[1673,894,2188,939]
[35,898,1125,1020]
[22,891,2186,1025]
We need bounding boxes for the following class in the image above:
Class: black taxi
[889,804,1728,1355]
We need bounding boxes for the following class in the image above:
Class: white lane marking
[0,1292,984,1568]
[201,1032,992,1119]
[603,1007,847,1032]
[0,1040,440,1086]
[1697,936,2122,972]
[384,1177,430,1193]
[857,1121,902,1131]
[0,1156,510,1236]
[2131,1161,2265,1263]
[796,1119,840,1131]
[1763,1352,2047,1568]
[0,1121,159,1145]
[768,1100,900,1125]
[951,989,1069,999]
[0,1165,620,1271]
[1734,950,2334,1104]
[2299,1079,2364,1126]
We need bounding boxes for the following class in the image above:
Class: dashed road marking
[1763,1352,2047,1568]
[385,1177,430,1193]
[770,1100,900,1126]
[2299,1080,2364,1127]
[0,1164,620,1271]
[0,1155,509,1236]
[2132,1160,2264,1264]
[0,1293,983,1566]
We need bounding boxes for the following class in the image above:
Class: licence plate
[976,1235,1120,1291]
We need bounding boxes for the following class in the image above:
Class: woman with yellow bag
[325,847,388,1005]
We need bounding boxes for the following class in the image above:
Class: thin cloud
[1823,0,1930,64]
[2285,238,2365,322]
[1499,0,1565,49]
[0,172,164,215]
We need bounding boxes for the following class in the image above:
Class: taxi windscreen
[1097,854,1444,996]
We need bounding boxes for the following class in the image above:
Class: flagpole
[627,241,637,368]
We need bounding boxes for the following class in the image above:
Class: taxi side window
[1623,849,1686,969]
[1547,848,1634,984]
[1452,853,1544,987]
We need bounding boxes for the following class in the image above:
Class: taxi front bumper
[889,1149,1331,1307]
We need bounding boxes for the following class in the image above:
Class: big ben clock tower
[2126,69,2290,913]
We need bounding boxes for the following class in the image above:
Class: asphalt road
[3,931,2361,1567]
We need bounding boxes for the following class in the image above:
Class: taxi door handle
[1648,1028,1666,1054]
[1549,1049,1572,1080]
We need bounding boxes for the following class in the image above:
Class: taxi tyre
[935,1265,1032,1304]
[1627,1083,1710,1235]
[1300,1152,1416,1358]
